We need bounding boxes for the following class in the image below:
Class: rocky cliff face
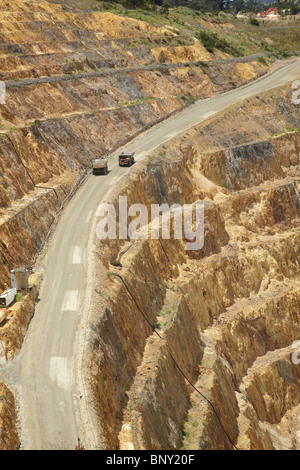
[0,0,267,294]
[0,0,299,452]
[0,2,269,450]
[84,85,300,450]
[0,383,19,450]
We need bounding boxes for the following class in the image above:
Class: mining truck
[0,287,17,308]
[93,158,108,175]
[119,152,135,167]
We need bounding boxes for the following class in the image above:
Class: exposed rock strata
[85,87,300,450]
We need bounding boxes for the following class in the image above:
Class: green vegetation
[15,293,24,302]
[268,127,300,138]
[0,124,17,132]
[110,259,123,267]
[181,94,199,102]
[30,119,41,127]
[47,0,300,58]
[257,56,268,65]
[195,30,242,56]
[249,18,259,27]
[58,0,300,16]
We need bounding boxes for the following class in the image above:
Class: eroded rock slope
[85,83,300,450]
[0,0,296,451]
[0,0,267,294]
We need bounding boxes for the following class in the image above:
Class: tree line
[101,0,300,14]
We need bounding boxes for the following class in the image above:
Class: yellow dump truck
[93,158,108,175]
[119,152,135,167]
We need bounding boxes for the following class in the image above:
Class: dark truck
[119,152,135,167]
[93,158,108,175]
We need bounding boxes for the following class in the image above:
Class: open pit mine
[0,0,300,452]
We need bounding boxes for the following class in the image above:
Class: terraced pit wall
[0,66,267,293]
[0,2,271,448]
[84,84,300,450]
[0,0,268,295]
